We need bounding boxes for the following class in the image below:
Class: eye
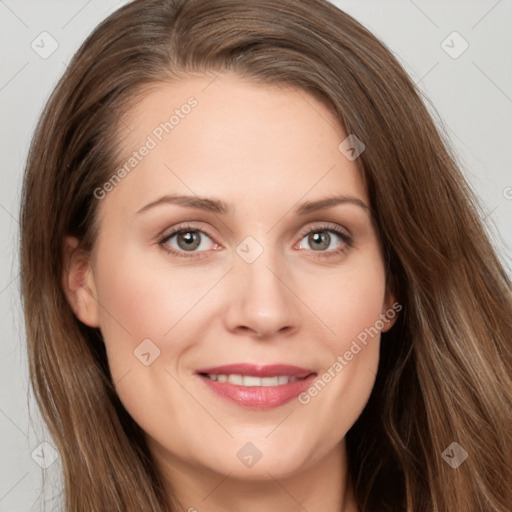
[296,224,352,257]
[158,224,220,259]
[158,222,353,260]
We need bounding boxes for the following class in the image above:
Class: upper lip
[195,363,316,379]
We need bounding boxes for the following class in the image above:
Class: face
[64,73,396,488]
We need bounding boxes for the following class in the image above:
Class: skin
[63,73,397,512]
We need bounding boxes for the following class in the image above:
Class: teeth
[227,374,243,385]
[243,375,262,386]
[205,373,300,386]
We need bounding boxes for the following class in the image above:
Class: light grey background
[1,1,511,510]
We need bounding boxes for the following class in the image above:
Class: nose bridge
[224,238,301,338]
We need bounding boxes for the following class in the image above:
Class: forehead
[100,73,368,220]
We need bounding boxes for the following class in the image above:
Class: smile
[202,374,301,386]
[195,363,317,409]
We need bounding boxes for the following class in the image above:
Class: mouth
[195,363,317,409]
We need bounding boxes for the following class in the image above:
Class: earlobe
[381,292,400,333]
[62,236,100,328]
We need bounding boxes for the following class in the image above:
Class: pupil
[310,231,330,250]
[178,231,200,250]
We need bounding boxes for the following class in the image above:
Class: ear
[62,236,100,328]
[380,288,400,333]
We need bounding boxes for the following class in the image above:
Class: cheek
[92,246,227,422]
[296,253,386,444]
[296,322,381,464]
[310,251,387,343]
[94,246,220,355]
[92,249,207,444]
[298,344,379,465]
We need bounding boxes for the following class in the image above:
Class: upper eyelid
[159,223,212,243]
[297,222,351,238]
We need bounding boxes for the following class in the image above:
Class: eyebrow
[136,194,232,215]
[295,195,370,215]
[135,193,370,216]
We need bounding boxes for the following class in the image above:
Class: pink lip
[195,363,317,409]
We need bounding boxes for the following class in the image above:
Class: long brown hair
[19,0,512,510]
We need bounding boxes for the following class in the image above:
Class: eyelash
[157,223,353,260]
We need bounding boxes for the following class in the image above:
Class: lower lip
[198,374,317,409]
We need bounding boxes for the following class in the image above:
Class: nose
[223,250,302,340]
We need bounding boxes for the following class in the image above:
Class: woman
[19,0,512,510]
